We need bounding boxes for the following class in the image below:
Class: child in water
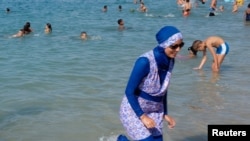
[189,36,229,72]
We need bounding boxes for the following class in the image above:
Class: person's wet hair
[188,46,197,56]
[117,19,123,25]
[248,3,250,8]
[47,23,52,31]
[26,22,30,27]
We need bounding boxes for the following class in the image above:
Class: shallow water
[0,0,250,141]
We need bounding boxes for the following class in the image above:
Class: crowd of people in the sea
[177,0,248,16]
[6,0,250,39]
[11,21,52,38]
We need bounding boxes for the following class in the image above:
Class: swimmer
[117,19,125,30]
[182,0,192,17]
[44,23,52,33]
[118,5,122,11]
[102,5,108,12]
[6,8,10,13]
[23,22,32,34]
[80,31,88,40]
[189,36,229,72]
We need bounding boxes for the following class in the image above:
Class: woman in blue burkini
[118,26,184,141]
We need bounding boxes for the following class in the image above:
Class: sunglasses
[170,42,185,50]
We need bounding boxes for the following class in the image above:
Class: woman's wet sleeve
[125,57,149,118]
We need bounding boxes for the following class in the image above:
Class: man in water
[80,31,88,40]
[117,19,125,30]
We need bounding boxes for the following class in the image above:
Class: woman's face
[164,39,184,58]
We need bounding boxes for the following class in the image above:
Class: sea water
[0,0,250,141]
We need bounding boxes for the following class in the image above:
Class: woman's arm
[125,57,149,118]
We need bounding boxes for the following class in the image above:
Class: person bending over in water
[189,36,229,72]
[102,5,108,12]
[6,8,10,13]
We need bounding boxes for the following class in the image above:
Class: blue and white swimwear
[118,26,182,141]
[216,42,229,55]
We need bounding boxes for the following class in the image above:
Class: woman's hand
[140,114,156,129]
[164,115,176,129]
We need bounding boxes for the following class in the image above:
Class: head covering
[156,26,183,48]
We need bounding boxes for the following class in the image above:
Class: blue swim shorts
[216,42,229,55]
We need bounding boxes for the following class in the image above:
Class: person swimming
[182,0,192,17]
[45,23,52,33]
[80,31,88,40]
[102,5,108,12]
[23,22,32,34]
[6,8,10,13]
[245,3,250,21]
